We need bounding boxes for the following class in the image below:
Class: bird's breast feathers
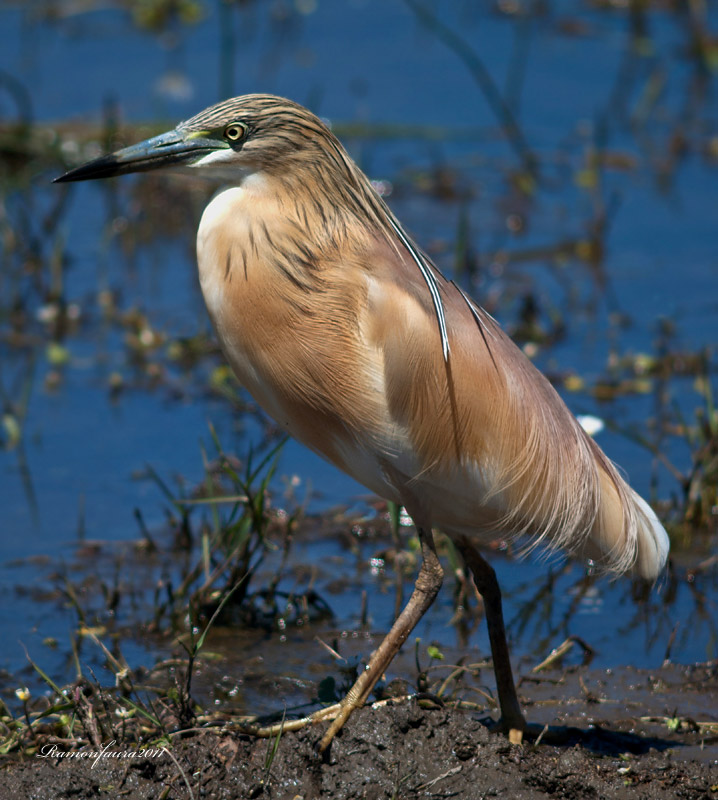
[195,186,490,504]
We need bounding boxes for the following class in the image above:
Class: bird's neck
[196,168,374,305]
[241,165,383,254]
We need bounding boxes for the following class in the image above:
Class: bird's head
[55,94,347,184]
[54,93,414,283]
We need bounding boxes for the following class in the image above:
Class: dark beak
[54,129,226,183]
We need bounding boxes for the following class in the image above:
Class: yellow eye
[224,123,246,142]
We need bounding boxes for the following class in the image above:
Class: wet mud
[2,661,716,799]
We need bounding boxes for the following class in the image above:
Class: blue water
[1,1,716,698]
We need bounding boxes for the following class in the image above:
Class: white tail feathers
[628,490,670,580]
[584,466,670,581]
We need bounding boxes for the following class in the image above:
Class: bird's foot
[489,714,528,744]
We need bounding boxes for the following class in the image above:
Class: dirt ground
[2,661,716,800]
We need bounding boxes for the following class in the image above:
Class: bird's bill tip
[53,154,125,183]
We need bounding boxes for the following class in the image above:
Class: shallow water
[0,1,716,703]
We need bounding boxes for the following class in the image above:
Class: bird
[55,94,669,751]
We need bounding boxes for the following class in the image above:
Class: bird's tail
[580,447,670,581]
[490,396,670,581]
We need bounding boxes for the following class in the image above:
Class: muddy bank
[2,661,716,799]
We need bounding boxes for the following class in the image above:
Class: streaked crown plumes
[181,95,383,219]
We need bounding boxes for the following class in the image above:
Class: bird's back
[357,234,669,580]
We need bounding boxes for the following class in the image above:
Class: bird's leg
[318,525,443,753]
[456,541,526,744]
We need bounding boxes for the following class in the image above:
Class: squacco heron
[56,94,669,751]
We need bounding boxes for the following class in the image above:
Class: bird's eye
[224,123,247,142]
